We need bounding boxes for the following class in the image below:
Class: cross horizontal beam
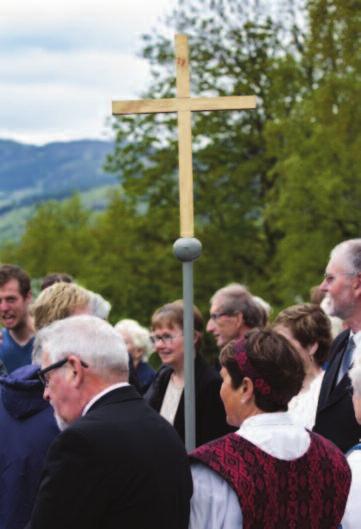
[112,95,256,115]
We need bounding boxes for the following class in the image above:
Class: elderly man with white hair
[27,315,192,529]
[342,346,361,529]
[314,239,361,452]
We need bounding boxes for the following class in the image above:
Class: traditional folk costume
[189,346,351,529]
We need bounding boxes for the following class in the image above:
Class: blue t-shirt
[0,329,34,373]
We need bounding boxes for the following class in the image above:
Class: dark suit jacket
[145,355,234,447]
[28,385,192,529]
[314,329,361,453]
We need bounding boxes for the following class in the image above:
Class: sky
[0,0,176,145]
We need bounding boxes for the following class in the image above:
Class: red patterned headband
[233,340,289,406]
[235,350,272,396]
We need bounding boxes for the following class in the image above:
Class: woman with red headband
[189,329,351,529]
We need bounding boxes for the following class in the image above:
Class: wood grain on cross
[112,34,256,238]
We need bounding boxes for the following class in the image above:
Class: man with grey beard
[314,239,361,452]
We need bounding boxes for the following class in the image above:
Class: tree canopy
[2,0,360,325]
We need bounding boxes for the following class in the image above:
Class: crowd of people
[0,237,361,528]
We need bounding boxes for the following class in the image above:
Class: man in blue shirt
[0,264,34,373]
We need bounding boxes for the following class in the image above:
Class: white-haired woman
[114,319,155,394]
[342,349,361,528]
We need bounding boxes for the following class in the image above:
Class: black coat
[145,355,234,447]
[28,386,192,529]
[314,329,361,453]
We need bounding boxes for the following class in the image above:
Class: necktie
[337,336,356,384]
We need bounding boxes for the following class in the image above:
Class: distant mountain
[0,139,119,242]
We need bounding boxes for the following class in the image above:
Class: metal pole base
[173,237,202,452]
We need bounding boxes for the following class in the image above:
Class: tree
[1,196,94,280]
[265,0,361,302]
[4,0,358,319]
[106,0,306,312]
[81,191,182,324]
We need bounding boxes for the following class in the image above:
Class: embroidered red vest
[190,432,351,529]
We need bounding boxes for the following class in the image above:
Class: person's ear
[235,312,244,330]
[353,273,361,296]
[240,376,254,403]
[25,291,32,304]
[67,355,86,388]
[308,342,318,358]
[193,331,201,345]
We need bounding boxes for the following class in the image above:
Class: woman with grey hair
[114,319,155,394]
[342,349,361,528]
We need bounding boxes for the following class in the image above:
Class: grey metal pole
[173,237,202,452]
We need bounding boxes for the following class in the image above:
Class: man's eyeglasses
[150,333,182,345]
[38,357,89,387]
[209,311,239,321]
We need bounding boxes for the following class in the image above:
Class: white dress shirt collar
[236,411,311,460]
[350,330,361,347]
[82,382,129,416]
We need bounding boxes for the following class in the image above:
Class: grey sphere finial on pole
[173,237,202,262]
[174,237,202,452]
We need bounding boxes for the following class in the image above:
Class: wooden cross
[112,34,256,238]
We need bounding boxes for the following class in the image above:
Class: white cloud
[0,49,149,91]
[0,0,176,144]
[1,0,173,24]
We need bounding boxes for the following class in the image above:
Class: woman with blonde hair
[31,282,91,331]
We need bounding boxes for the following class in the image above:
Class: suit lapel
[323,374,352,409]
[317,330,349,412]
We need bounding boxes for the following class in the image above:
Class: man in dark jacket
[0,364,59,529]
[314,238,361,452]
[28,315,192,529]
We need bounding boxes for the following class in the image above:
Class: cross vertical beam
[175,34,194,238]
[112,34,256,451]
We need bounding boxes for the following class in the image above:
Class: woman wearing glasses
[145,300,232,447]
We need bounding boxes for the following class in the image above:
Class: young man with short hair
[0,264,34,372]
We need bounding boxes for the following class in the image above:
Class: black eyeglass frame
[208,311,240,321]
[150,333,183,345]
[38,357,89,386]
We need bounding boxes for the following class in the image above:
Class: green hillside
[0,139,118,243]
[0,185,119,243]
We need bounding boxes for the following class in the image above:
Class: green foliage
[105,0,306,312]
[265,0,361,302]
[1,0,360,326]
[1,196,93,278]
